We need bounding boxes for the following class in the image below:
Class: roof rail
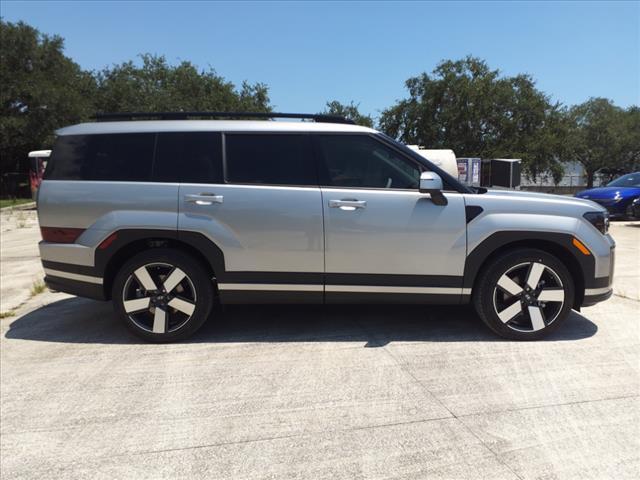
[93,111,356,124]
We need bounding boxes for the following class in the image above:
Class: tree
[564,98,636,187]
[321,100,373,127]
[0,20,95,175]
[618,106,640,173]
[95,54,271,114]
[378,56,567,181]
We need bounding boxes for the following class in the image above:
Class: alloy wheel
[121,262,197,334]
[492,261,565,333]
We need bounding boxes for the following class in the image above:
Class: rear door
[177,132,324,303]
[316,134,467,303]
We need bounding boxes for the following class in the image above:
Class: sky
[2,1,639,120]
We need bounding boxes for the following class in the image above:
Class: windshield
[607,172,640,187]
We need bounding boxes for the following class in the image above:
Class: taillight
[40,227,85,243]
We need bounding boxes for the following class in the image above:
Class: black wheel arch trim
[89,229,226,299]
[463,231,600,303]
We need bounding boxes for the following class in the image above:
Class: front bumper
[582,286,613,307]
[580,245,615,308]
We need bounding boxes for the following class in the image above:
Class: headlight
[583,211,609,234]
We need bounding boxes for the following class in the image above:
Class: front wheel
[112,249,214,342]
[473,249,575,340]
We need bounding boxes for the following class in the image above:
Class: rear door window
[225,134,317,186]
[154,132,223,183]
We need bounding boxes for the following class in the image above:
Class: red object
[40,227,85,243]
[98,232,118,250]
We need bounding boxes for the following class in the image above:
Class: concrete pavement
[0,207,43,312]
[611,222,640,301]
[1,213,638,479]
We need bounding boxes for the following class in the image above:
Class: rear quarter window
[45,133,155,181]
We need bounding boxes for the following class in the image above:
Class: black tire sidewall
[474,249,575,341]
[112,248,214,343]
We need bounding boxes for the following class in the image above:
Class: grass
[0,198,33,209]
[0,310,17,319]
[30,279,47,297]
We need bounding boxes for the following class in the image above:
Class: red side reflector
[98,232,118,250]
[40,227,85,243]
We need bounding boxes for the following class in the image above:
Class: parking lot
[1,208,638,479]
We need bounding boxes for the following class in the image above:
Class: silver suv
[37,112,615,342]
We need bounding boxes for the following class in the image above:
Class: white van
[406,146,458,178]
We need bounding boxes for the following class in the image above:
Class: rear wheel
[113,249,214,342]
[473,249,575,340]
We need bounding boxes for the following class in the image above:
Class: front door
[316,134,467,303]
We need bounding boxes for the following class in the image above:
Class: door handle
[184,193,224,206]
[329,199,367,210]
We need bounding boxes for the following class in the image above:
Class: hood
[576,186,640,200]
[481,188,604,211]
[486,188,593,204]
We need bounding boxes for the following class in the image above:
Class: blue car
[576,172,640,219]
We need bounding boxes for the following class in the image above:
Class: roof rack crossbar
[94,111,356,124]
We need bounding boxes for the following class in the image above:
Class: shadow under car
[5,297,598,345]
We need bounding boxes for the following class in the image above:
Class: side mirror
[419,171,448,205]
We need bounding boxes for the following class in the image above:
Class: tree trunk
[586,170,595,188]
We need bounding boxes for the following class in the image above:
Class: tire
[473,248,575,341]
[112,248,215,342]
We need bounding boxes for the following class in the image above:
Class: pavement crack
[130,432,304,457]
[455,393,640,419]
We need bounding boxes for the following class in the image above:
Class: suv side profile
[37,112,615,342]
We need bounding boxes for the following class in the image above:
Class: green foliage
[379,57,569,181]
[321,100,373,127]
[1,21,271,181]
[0,198,33,208]
[0,20,95,173]
[618,106,640,173]
[1,20,637,189]
[29,279,46,297]
[94,54,271,114]
[564,98,639,187]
